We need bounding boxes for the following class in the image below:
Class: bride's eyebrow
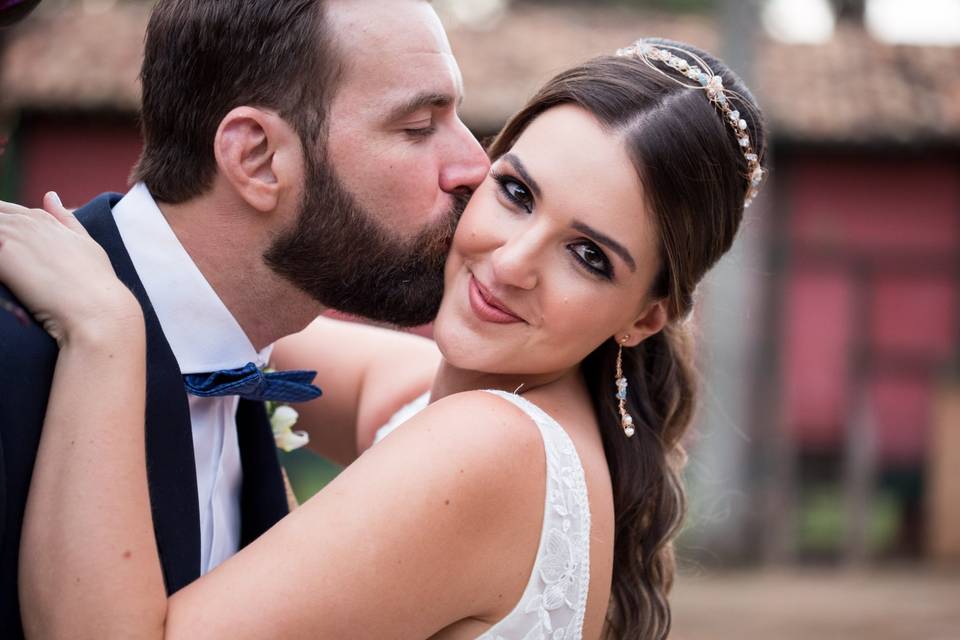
[501,153,542,199]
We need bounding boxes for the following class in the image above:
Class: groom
[0,0,488,635]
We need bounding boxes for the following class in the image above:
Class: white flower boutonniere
[268,402,310,453]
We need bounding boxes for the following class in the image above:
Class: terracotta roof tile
[447,6,718,131]
[755,25,960,142]
[2,4,958,143]
[1,4,146,112]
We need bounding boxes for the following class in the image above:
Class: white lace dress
[375,390,591,640]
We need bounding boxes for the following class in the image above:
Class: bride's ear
[618,299,668,348]
[214,107,303,213]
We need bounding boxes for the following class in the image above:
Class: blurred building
[1,1,958,565]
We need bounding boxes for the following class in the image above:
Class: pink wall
[18,116,142,208]
[781,154,959,465]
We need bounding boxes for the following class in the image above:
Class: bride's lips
[468,275,524,324]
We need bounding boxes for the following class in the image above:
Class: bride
[0,39,764,640]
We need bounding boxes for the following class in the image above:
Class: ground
[670,568,960,640]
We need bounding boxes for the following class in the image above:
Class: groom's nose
[439,119,490,195]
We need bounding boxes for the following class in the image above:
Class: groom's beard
[264,151,468,327]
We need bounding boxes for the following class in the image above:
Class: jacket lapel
[76,194,201,593]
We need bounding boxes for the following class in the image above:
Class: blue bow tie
[184,362,322,403]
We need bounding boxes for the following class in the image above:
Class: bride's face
[433,104,664,376]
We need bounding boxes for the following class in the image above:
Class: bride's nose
[490,232,540,291]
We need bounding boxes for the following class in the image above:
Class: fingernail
[49,191,63,208]
[14,307,30,326]
[1,298,30,327]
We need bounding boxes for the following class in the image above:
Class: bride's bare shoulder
[369,389,546,471]
[167,390,551,637]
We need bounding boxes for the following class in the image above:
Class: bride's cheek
[455,205,499,255]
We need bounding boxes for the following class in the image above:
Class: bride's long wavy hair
[487,40,766,640]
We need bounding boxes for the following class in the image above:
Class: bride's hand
[0,193,141,346]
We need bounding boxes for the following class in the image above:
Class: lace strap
[477,390,591,640]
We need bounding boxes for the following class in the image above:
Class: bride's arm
[1,200,540,636]
[164,390,545,639]
[3,198,546,639]
[0,198,167,638]
[272,315,441,465]
[24,272,539,636]
[21,303,167,639]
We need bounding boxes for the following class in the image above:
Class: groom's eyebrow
[387,92,460,121]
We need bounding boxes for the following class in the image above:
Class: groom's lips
[468,275,524,324]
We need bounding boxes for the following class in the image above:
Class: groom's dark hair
[131,0,341,204]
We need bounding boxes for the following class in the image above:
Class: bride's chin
[432,314,496,373]
[432,319,471,370]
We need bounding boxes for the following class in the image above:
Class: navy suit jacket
[0,193,289,637]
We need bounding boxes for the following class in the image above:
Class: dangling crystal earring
[615,336,635,438]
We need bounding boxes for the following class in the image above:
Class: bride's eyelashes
[491,170,615,281]
[569,241,614,280]
[492,171,533,213]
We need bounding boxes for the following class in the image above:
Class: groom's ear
[214,107,303,213]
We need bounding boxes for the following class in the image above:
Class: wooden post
[929,159,960,563]
[680,0,767,563]
[842,263,875,565]
[928,382,960,562]
[843,385,876,565]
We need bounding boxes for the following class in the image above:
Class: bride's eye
[493,172,534,213]
[570,242,614,279]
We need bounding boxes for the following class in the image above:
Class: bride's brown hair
[487,39,766,640]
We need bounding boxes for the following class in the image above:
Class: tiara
[615,40,764,208]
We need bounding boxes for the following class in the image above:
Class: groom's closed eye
[400,116,436,139]
[386,91,460,125]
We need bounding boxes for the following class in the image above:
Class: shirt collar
[112,183,272,375]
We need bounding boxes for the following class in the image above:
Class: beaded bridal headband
[616,40,765,208]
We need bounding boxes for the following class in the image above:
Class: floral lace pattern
[476,390,591,640]
[373,390,591,640]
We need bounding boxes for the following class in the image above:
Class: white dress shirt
[113,183,272,574]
